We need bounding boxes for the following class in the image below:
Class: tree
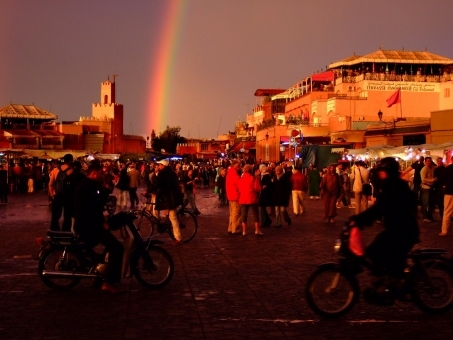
[151,126,186,153]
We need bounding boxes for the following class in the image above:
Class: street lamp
[265,132,269,140]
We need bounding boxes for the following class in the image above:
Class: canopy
[347,141,453,160]
[311,71,334,82]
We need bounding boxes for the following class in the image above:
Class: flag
[386,89,401,107]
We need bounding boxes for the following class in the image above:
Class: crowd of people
[3,152,453,296]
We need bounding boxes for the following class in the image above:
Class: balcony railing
[336,71,452,84]
[255,118,328,132]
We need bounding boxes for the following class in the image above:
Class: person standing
[48,154,73,231]
[226,159,242,234]
[183,169,201,215]
[155,159,184,245]
[420,157,437,223]
[127,163,141,209]
[440,156,453,236]
[308,164,321,199]
[115,165,129,211]
[350,160,370,215]
[402,156,425,203]
[216,168,227,205]
[238,164,263,236]
[290,166,307,216]
[0,164,8,204]
[433,157,446,221]
[258,164,273,228]
[320,164,341,223]
[272,165,292,228]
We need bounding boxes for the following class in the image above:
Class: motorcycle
[305,223,453,317]
[36,211,174,290]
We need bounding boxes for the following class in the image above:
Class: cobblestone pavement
[1,187,453,339]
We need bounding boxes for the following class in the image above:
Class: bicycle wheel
[38,249,81,290]
[177,208,198,243]
[133,210,156,239]
[134,246,174,289]
[306,266,359,317]
[412,259,453,314]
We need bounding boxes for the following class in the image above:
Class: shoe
[336,204,341,208]
[348,205,355,209]
[329,218,335,223]
[242,232,247,236]
[171,239,183,246]
[423,219,432,223]
[101,282,127,294]
[228,231,232,235]
[194,210,201,216]
[255,231,264,236]
[287,218,292,226]
[439,233,448,236]
[294,213,299,216]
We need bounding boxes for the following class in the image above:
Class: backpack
[55,167,72,194]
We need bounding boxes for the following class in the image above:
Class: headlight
[334,239,341,253]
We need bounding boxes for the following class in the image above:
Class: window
[104,95,109,104]
[201,143,208,151]
[445,88,451,98]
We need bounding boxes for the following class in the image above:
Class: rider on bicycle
[349,157,420,278]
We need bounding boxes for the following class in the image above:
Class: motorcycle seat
[47,230,75,238]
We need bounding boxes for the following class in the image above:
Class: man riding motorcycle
[73,160,124,293]
[349,157,420,303]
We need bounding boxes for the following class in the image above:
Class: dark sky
[1,0,452,139]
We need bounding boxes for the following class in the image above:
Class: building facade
[248,49,453,163]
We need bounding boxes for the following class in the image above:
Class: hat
[63,154,73,163]
[156,159,169,166]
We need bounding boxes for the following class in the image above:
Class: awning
[32,130,64,138]
[229,141,256,152]
[24,149,87,159]
[3,129,39,138]
[364,124,430,137]
[311,71,334,82]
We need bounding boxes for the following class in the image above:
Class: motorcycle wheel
[412,259,453,314]
[134,246,174,289]
[38,249,81,290]
[177,208,198,243]
[306,266,359,317]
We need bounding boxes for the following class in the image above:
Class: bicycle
[133,196,198,243]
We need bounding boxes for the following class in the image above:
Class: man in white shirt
[350,160,370,214]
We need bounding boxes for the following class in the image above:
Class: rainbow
[146,0,187,136]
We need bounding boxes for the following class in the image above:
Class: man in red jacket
[290,166,307,216]
[226,159,242,234]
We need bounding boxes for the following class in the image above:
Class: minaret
[100,76,116,105]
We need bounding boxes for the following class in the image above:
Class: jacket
[352,177,420,245]
[155,166,183,210]
[258,172,273,207]
[127,169,141,188]
[290,171,307,192]
[238,172,261,205]
[73,176,110,243]
[226,166,240,201]
[272,172,291,206]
